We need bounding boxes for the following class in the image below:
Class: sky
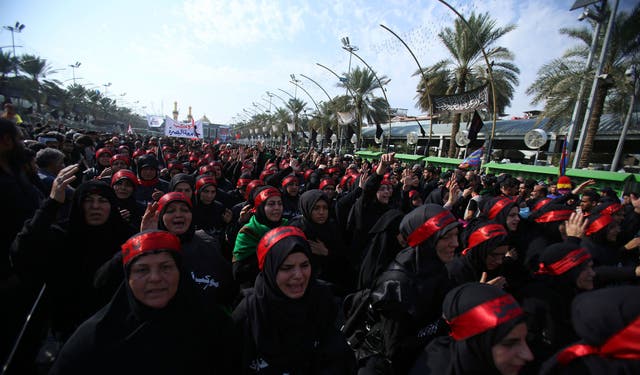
[2,0,637,125]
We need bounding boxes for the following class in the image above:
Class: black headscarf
[67,180,135,287]
[297,189,333,242]
[399,204,460,274]
[245,228,334,370]
[157,194,196,243]
[169,173,195,201]
[448,220,509,284]
[443,283,526,374]
[541,286,640,374]
[253,185,284,228]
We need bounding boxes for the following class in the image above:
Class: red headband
[586,215,613,236]
[488,198,514,220]
[534,209,573,223]
[447,294,523,341]
[253,187,281,211]
[257,226,307,270]
[462,224,507,255]
[236,178,252,189]
[157,192,192,213]
[601,203,622,216]
[121,231,181,266]
[558,315,640,365]
[535,248,591,276]
[281,176,298,187]
[406,210,457,248]
[532,198,552,212]
[319,179,335,190]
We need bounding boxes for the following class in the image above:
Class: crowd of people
[1,116,640,374]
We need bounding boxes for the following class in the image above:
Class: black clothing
[232,229,355,374]
[289,190,352,294]
[411,283,526,375]
[540,286,640,375]
[50,278,237,374]
[357,209,404,290]
[11,182,135,338]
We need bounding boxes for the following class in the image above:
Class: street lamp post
[102,82,112,96]
[68,61,81,85]
[3,22,25,75]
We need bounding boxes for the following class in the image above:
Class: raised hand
[50,164,79,203]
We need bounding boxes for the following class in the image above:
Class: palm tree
[527,5,639,167]
[337,66,390,148]
[18,54,57,112]
[285,98,307,145]
[415,12,519,158]
[0,51,18,80]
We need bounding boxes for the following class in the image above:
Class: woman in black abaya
[411,283,533,374]
[289,189,351,295]
[540,285,640,375]
[50,230,236,374]
[232,226,355,374]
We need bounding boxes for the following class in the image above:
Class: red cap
[111,169,139,187]
[327,166,341,175]
[196,176,217,193]
[256,226,307,270]
[121,231,181,266]
[95,148,113,158]
[157,192,192,214]
[110,154,130,166]
[557,176,572,190]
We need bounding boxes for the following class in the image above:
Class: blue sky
[2,0,637,124]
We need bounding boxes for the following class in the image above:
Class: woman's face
[82,193,111,226]
[113,180,134,199]
[505,207,520,232]
[162,201,192,235]
[491,323,534,375]
[310,199,329,225]
[140,167,157,181]
[486,245,509,271]
[128,252,179,309]
[264,196,283,222]
[322,185,336,199]
[111,160,128,172]
[173,182,193,198]
[575,261,596,290]
[199,185,216,205]
[285,181,299,196]
[435,227,459,264]
[97,154,111,167]
[276,252,311,299]
[376,185,392,205]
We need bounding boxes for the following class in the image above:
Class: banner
[430,84,489,114]
[164,116,203,139]
[337,111,356,125]
[218,126,230,142]
[146,115,164,128]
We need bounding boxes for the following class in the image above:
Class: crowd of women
[1,118,640,374]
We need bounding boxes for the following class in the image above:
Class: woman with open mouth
[232,226,355,374]
[95,191,237,312]
[50,230,237,374]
